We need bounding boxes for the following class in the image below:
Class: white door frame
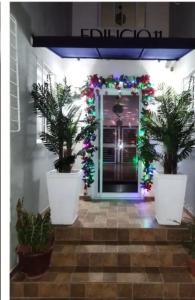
[94,88,143,200]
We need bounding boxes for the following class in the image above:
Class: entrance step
[11,268,195,299]
[54,226,190,243]
[11,223,192,299]
[51,244,189,269]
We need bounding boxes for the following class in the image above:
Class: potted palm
[16,198,54,277]
[141,85,195,225]
[31,79,97,224]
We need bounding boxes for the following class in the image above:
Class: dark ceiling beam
[32,36,195,49]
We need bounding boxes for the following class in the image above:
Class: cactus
[16,198,53,254]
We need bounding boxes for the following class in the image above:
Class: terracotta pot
[190,258,195,276]
[18,246,53,277]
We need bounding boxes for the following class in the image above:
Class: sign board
[81,28,163,39]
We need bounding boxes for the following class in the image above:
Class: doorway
[98,89,141,199]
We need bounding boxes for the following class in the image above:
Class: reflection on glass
[103,95,139,193]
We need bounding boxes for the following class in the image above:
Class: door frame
[95,88,143,200]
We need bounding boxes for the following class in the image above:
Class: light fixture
[165,60,177,72]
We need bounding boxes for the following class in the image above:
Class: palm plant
[141,85,195,174]
[31,78,97,173]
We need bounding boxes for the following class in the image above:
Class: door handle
[118,141,124,150]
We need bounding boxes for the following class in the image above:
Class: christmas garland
[81,74,155,192]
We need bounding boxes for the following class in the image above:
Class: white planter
[154,173,187,225]
[46,169,83,225]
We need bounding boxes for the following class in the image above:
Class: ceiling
[32,36,195,60]
[49,47,191,60]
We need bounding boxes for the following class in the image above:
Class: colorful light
[81,73,155,192]
[133,155,139,166]
[139,129,145,137]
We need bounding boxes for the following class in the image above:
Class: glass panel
[102,94,139,193]
[103,128,116,144]
[103,147,115,163]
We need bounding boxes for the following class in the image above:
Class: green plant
[31,78,97,173]
[16,198,53,254]
[140,85,195,174]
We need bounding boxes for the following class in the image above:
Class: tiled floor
[73,200,191,228]
[49,243,189,270]
[11,269,195,298]
[12,268,195,283]
[11,200,195,299]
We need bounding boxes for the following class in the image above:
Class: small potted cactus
[16,198,54,277]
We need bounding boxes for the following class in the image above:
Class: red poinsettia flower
[142,87,155,95]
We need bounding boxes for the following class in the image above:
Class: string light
[81,74,156,192]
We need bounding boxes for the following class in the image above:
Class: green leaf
[31,77,97,173]
[140,85,195,174]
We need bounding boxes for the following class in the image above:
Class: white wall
[175,50,195,216]
[61,54,195,211]
[61,58,177,197]
[174,50,195,88]
[62,58,176,88]
[10,3,64,269]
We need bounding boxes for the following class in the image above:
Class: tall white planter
[154,173,187,225]
[46,169,83,225]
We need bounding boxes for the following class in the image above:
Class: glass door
[99,90,141,199]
